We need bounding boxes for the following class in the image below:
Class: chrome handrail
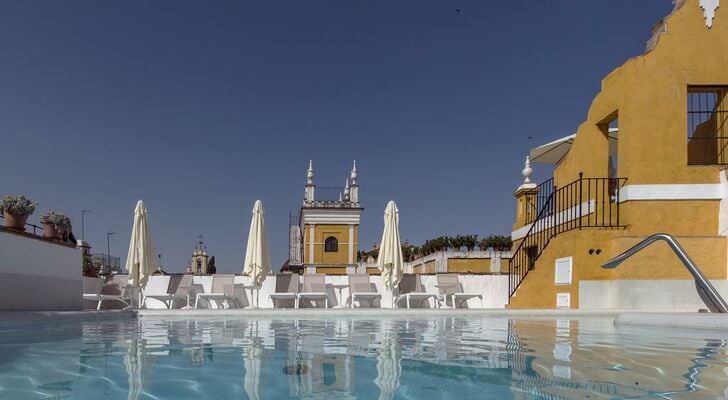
[601,233,728,313]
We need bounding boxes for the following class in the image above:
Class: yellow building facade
[288,161,362,275]
[508,0,728,309]
[406,251,511,274]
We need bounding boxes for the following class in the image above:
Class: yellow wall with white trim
[509,1,728,308]
[303,224,358,265]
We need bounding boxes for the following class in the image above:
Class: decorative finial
[522,156,533,184]
[350,160,358,183]
[343,178,350,201]
[306,160,314,185]
[700,0,719,29]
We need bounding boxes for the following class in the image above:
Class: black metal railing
[525,178,555,224]
[0,212,44,236]
[508,174,627,300]
[0,212,76,247]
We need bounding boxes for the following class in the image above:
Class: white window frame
[556,292,571,309]
[554,256,573,285]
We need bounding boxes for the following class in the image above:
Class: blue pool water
[0,315,727,399]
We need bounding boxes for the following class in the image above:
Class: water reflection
[0,316,727,399]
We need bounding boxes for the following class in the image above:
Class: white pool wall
[0,230,82,310]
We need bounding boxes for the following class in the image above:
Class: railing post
[578,172,583,230]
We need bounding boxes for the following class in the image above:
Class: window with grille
[687,86,728,165]
[324,236,338,252]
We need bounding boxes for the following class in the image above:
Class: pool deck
[3,309,728,330]
[136,308,623,318]
[614,312,728,330]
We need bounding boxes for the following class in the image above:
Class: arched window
[324,236,338,252]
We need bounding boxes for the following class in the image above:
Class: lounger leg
[325,297,328,308]
[195,294,201,309]
[97,299,103,310]
[406,295,410,309]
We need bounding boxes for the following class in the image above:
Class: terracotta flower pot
[43,223,60,240]
[3,212,28,232]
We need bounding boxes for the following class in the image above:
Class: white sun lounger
[297,273,328,308]
[348,274,381,308]
[195,274,240,309]
[83,275,132,310]
[143,275,196,309]
[269,273,299,308]
[436,274,483,308]
[395,274,438,309]
[141,276,177,309]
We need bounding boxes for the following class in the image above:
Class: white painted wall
[143,274,509,309]
[579,279,728,311]
[0,230,82,310]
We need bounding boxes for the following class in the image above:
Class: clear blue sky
[0,1,674,272]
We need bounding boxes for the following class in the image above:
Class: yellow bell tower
[293,160,362,274]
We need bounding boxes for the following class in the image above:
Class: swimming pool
[0,314,726,399]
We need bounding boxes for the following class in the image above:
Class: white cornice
[301,208,362,226]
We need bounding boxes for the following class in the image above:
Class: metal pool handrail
[601,233,728,313]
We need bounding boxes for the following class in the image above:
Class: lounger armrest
[176,286,197,297]
[298,292,327,297]
[270,293,297,298]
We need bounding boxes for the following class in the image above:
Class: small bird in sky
[527,136,533,140]
[454,8,461,13]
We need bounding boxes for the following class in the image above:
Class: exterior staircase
[508,174,627,301]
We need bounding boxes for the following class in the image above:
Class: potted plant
[438,236,450,252]
[40,211,59,239]
[40,210,71,240]
[0,195,37,232]
[479,235,495,251]
[83,253,100,277]
[450,235,465,252]
[422,240,432,255]
[495,235,513,251]
[462,234,478,251]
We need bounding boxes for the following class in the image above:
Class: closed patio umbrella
[377,201,404,304]
[375,320,401,400]
[124,336,144,400]
[243,321,263,400]
[243,200,270,307]
[125,201,158,305]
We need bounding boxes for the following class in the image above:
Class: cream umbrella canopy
[125,200,158,291]
[124,336,144,400]
[243,321,263,400]
[375,319,401,400]
[377,201,404,297]
[243,200,270,307]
